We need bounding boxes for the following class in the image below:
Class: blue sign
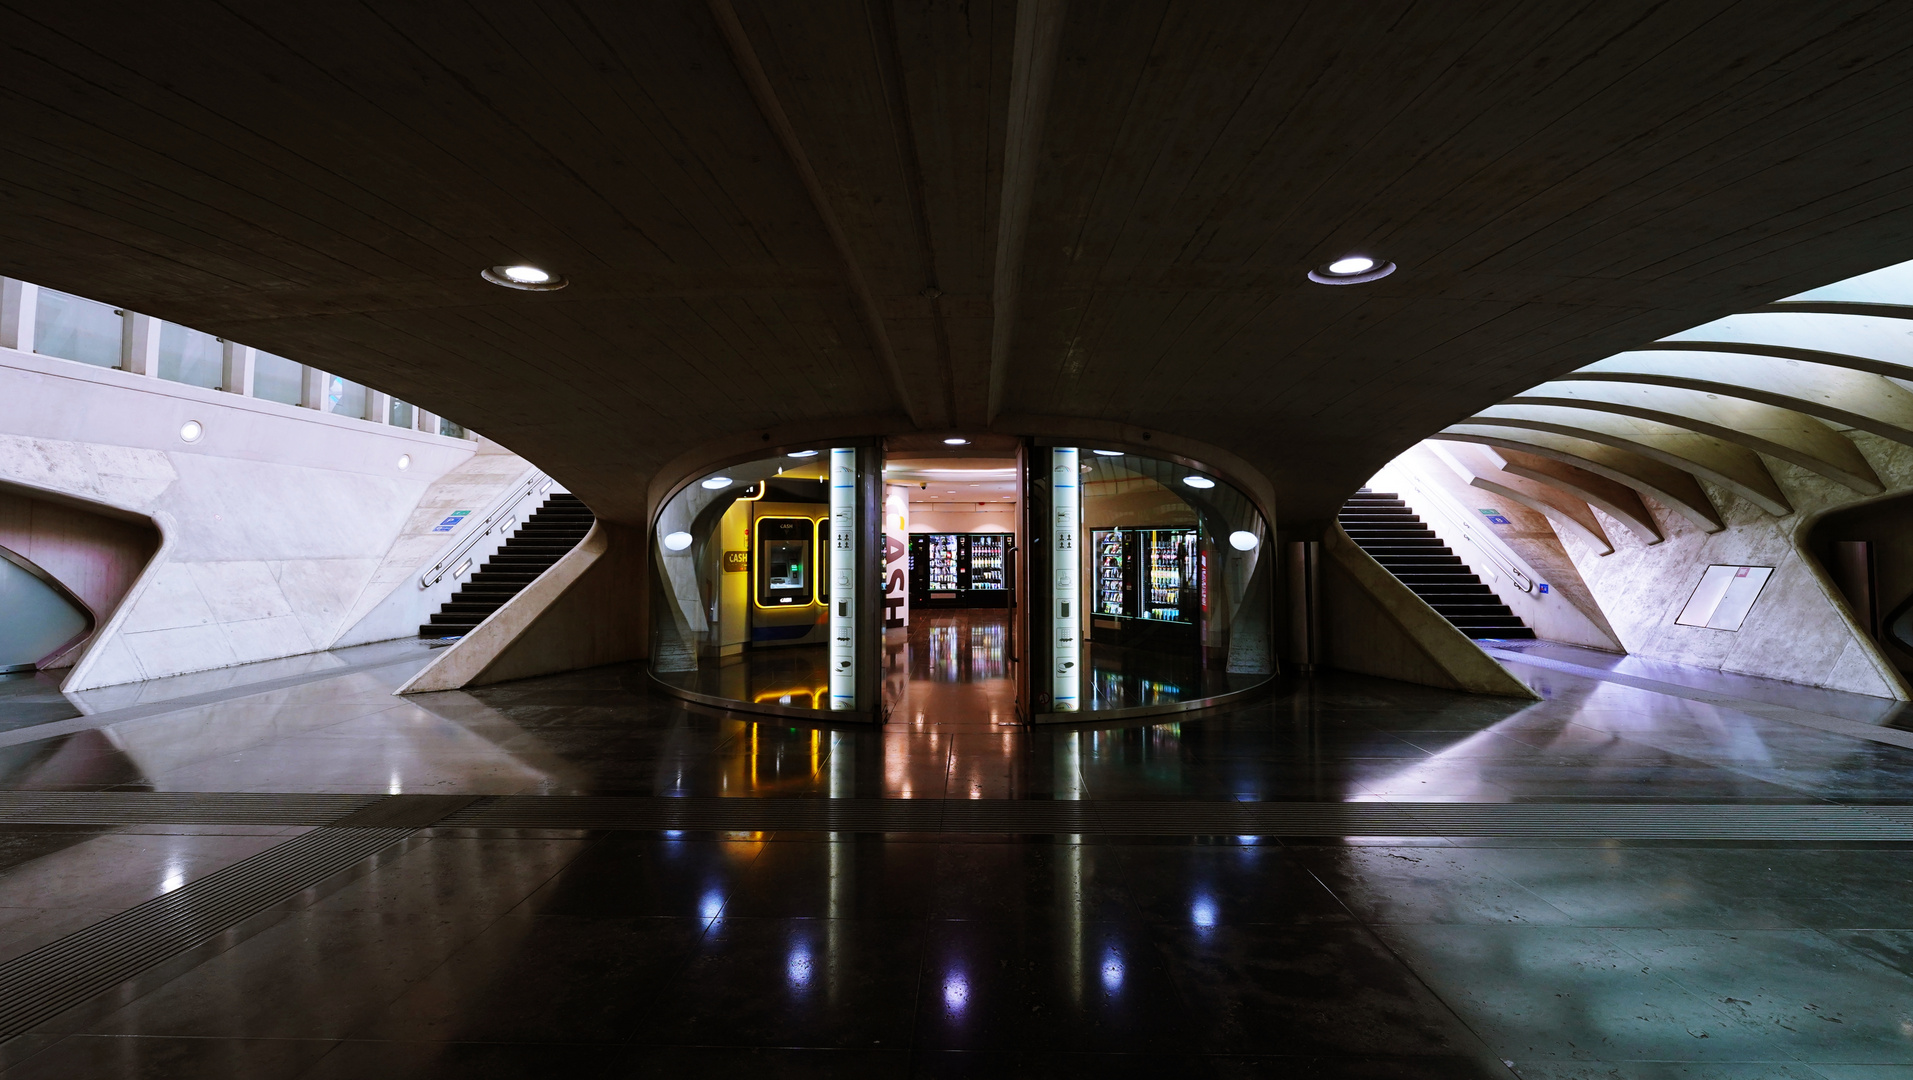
[431,509,471,534]
[1537,583,1550,594]
[1477,508,1511,525]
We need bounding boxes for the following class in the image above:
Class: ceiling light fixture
[788,449,819,458]
[178,420,204,443]
[1182,476,1216,489]
[1092,449,1123,456]
[397,454,411,470]
[701,476,733,490]
[1308,254,1396,286]
[663,531,694,551]
[943,437,970,445]
[482,264,569,291]
[1229,530,1259,551]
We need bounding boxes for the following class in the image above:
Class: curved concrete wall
[0,347,487,688]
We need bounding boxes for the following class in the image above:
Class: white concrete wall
[331,441,539,648]
[1561,444,1911,698]
[0,347,492,689]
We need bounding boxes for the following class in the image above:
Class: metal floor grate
[0,792,378,826]
[437,796,1913,841]
[0,791,1904,840]
[0,826,409,1039]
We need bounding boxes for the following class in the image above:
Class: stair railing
[418,467,555,590]
[1372,472,1538,595]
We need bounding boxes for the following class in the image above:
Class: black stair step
[1342,490,1536,645]
[419,491,596,637]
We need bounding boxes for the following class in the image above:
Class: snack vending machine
[967,534,1007,592]
[1093,528,1132,617]
[909,533,1013,608]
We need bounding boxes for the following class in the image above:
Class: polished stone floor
[0,640,1909,1077]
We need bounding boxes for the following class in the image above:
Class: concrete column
[120,313,161,377]
[365,388,390,424]
[0,279,37,353]
[220,341,255,396]
[300,366,327,410]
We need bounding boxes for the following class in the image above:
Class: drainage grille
[437,796,1913,841]
[0,792,379,826]
[0,826,408,1040]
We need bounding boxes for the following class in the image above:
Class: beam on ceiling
[1505,383,1881,495]
[1488,447,1662,545]
[1435,426,1722,532]
[1463,406,1791,516]
[1563,352,1913,448]
[985,0,1067,425]
[1468,475,1613,556]
[707,0,926,428]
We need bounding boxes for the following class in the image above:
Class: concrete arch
[1434,426,1723,532]
[1467,475,1613,555]
[1563,352,1913,447]
[1661,311,1913,372]
[1464,405,1791,516]
[1486,448,1662,545]
[1503,383,1881,495]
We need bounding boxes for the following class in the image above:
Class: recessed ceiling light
[178,420,203,443]
[701,476,733,490]
[1229,530,1259,551]
[482,264,569,291]
[788,450,819,458]
[397,454,411,470]
[1182,476,1216,489]
[1092,449,1123,456]
[1309,255,1396,285]
[663,531,694,551]
[943,437,970,445]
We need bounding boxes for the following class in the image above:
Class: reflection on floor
[888,609,1017,732]
[0,640,1910,1075]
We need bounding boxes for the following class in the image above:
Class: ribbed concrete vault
[6,5,1913,527]
[1432,257,1913,539]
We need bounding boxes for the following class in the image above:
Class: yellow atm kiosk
[710,483,830,655]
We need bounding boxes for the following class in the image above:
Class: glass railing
[2,276,468,439]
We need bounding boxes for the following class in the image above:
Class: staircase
[418,493,594,638]
[1338,489,1534,641]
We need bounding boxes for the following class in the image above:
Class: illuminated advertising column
[883,484,909,636]
[1051,446,1080,711]
[829,447,858,709]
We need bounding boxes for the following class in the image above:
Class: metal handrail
[418,468,553,589]
[1384,471,1537,594]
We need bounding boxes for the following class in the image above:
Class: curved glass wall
[650,447,877,718]
[1029,446,1274,719]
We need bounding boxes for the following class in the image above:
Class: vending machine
[1142,529,1196,622]
[909,533,1013,608]
[1086,527,1203,652]
[1092,528,1132,617]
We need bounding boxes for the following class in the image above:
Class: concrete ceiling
[6,2,1913,528]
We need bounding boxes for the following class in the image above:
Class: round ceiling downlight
[701,476,734,490]
[178,420,204,443]
[397,454,411,470]
[787,449,819,458]
[1308,255,1396,285]
[663,531,694,551]
[1092,449,1124,456]
[482,265,569,291]
[1229,530,1259,551]
[1181,476,1216,489]
[943,437,971,445]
